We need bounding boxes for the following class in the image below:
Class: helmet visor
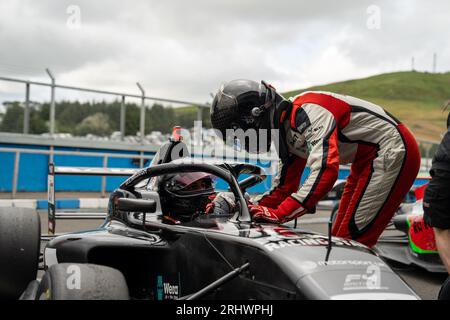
[211,86,239,132]
[167,172,216,196]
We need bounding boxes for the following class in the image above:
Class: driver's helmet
[158,172,215,220]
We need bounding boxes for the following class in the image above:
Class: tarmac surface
[37,208,448,300]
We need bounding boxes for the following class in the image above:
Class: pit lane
[37,209,446,300]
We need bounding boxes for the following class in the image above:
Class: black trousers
[423,169,450,229]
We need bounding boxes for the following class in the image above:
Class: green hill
[284,71,450,141]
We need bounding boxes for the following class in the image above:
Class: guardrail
[0,144,278,198]
[0,147,153,198]
[47,163,139,235]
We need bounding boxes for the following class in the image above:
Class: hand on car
[205,192,237,215]
[249,196,307,224]
[206,192,255,215]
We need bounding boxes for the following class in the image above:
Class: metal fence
[0,70,210,139]
[0,71,445,197]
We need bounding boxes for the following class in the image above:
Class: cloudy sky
[0,0,450,106]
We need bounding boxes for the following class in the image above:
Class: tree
[0,102,24,133]
[75,112,112,136]
[29,108,47,134]
[146,104,176,134]
[0,100,206,136]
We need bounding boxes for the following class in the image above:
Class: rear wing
[47,163,138,235]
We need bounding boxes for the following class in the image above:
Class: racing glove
[249,196,308,224]
[205,192,237,215]
[206,192,254,215]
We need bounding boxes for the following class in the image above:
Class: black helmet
[210,79,278,153]
[158,172,215,221]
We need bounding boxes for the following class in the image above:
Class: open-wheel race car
[375,183,447,274]
[327,179,447,274]
[0,132,421,300]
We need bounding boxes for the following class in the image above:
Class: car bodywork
[42,138,420,300]
[376,183,446,273]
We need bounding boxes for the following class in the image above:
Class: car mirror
[237,175,264,192]
[118,198,157,213]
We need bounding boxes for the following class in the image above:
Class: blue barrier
[0,142,429,194]
[36,198,80,209]
[0,143,273,193]
[0,143,153,192]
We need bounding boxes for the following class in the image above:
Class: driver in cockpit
[158,172,235,224]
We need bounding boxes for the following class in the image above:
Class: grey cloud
[0,0,449,103]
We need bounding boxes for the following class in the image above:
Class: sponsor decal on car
[318,260,387,267]
[407,214,438,254]
[156,273,181,300]
[343,265,388,291]
[298,260,387,272]
[258,233,368,251]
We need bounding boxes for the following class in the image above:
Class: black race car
[0,136,420,300]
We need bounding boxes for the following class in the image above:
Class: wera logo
[164,282,179,295]
[156,275,180,300]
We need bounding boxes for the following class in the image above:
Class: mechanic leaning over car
[423,106,450,277]
[210,80,421,247]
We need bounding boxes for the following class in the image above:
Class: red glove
[249,196,307,224]
[205,195,216,214]
[205,202,214,214]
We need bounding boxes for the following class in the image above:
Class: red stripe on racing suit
[255,156,307,208]
[287,93,350,211]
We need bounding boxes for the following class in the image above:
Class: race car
[327,180,446,273]
[375,183,447,273]
[0,132,421,300]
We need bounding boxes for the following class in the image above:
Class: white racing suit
[255,91,421,247]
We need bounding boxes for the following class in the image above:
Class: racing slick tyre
[438,276,450,300]
[0,207,40,300]
[36,263,129,300]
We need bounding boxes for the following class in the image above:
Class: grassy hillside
[284,71,450,141]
